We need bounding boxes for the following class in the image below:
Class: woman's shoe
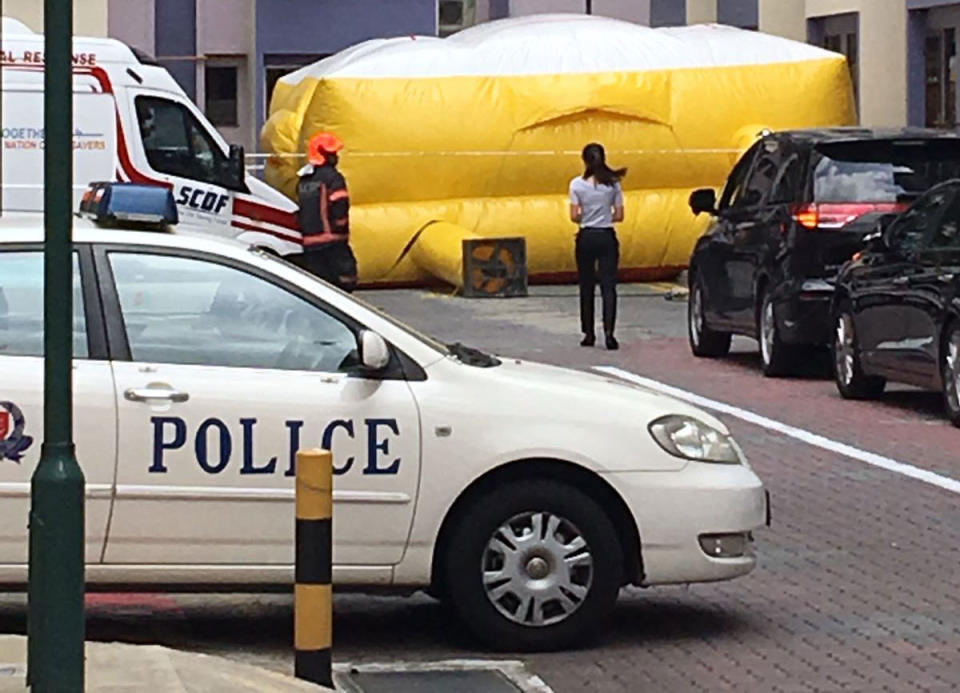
[605,334,619,350]
[580,333,596,347]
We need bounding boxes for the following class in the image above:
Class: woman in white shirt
[569,143,626,350]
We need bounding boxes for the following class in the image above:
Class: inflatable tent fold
[262,14,855,287]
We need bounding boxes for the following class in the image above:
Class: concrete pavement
[0,636,332,692]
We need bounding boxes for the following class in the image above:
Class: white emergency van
[0,17,301,254]
[0,185,768,651]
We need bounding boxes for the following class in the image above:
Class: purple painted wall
[255,0,437,137]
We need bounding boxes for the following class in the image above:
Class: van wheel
[758,291,795,377]
[833,306,885,399]
[940,322,960,426]
[689,276,731,357]
[443,480,622,651]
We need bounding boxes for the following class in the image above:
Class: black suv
[686,128,960,376]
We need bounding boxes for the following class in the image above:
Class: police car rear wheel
[444,479,622,651]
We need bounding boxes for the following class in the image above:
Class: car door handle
[124,387,190,403]
[891,276,911,286]
[938,273,955,283]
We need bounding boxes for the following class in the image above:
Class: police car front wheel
[443,479,622,651]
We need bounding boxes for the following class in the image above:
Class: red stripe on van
[233,198,300,231]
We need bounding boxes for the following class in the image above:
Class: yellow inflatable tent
[262,14,855,287]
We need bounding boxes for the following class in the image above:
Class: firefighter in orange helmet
[289,131,358,292]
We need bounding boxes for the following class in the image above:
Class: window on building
[264,55,330,119]
[205,65,239,128]
[823,32,858,107]
[439,0,475,37]
[925,28,957,128]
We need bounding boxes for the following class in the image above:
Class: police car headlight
[648,415,741,464]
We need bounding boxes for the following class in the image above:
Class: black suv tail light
[791,203,907,230]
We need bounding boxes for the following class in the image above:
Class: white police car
[0,184,767,650]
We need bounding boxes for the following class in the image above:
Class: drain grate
[338,669,522,693]
[333,660,553,693]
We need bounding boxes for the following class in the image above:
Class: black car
[686,128,960,376]
[832,179,960,426]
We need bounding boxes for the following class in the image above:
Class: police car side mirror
[359,331,390,372]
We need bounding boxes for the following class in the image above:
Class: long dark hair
[582,143,626,186]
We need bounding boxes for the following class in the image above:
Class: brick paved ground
[0,287,955,692]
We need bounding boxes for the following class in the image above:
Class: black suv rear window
[813,140,960,204]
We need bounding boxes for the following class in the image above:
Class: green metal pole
[28,0,85,690]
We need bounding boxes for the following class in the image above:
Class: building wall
[755,0,908,127]
[686,0,717,23]
[651,0,687,26]
[107,0,155,55]
[718,0,758,28]
[508,0,586,15]
[254,0,437,140]
[2,0,109,36]
[155,0,198,100]
[757,0,805,41]
[197,0,256,149]
[592,0,652,22]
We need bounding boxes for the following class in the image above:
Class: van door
[97,246,421,569]
[1,73,116,212]
[0,247,116,567]
[125,92,241,238]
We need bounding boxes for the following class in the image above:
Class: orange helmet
[307,131,344,165]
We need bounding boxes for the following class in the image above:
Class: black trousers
[288,241,358,292]
[575,228,619,335]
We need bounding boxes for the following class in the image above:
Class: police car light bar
[79,182,179,229]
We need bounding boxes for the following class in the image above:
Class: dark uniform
[290,162,358,292]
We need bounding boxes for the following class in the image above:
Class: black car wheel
[758,291,794,377]
[940,322,960,426]
[688,276,731,357]
[442,479,622,651]
[833,306,885,399]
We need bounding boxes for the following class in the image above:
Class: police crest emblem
[0,401,33,463]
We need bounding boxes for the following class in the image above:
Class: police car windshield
[252,248,452,356]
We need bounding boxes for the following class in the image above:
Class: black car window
[736,144,781,209]
[770,154,803,204]
[889,190,953,254]
[135,96,237,190]
[718,143,760,211]
[923,190,960,251]
[813,139,960,203]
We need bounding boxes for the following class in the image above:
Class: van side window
[0,252,88,358]
[135,96,235,190]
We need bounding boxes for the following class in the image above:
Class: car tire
[832,305,885,399]
[688,275,731,357]
[939,321,960,427]
[758,291,795,377]
[442,479,623,652]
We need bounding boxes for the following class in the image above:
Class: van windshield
[813,140,960,204]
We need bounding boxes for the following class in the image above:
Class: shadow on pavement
[0,590,753,660]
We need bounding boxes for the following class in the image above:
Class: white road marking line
[595,366,960,495]
[333,659,554,693]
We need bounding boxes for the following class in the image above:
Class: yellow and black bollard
[294,449,333,688]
